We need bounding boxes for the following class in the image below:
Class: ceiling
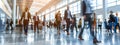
[29,0,51,15]
[17,0,60,15]
[1,0,60,17]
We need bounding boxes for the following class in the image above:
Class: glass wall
[0,11,7,30]
[39,0,120,22]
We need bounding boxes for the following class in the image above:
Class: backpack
[110,14,115,22]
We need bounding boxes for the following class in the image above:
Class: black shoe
[67,32,70,35]
[79,36,84,40]
[93,40,101,43]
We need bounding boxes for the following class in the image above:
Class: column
[17,6,20,25]
[103,0,107,20]
[13,0,16,27]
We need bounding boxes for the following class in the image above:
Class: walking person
[71,14,77,32]
[114,12,119,33]
[33,12,40,33]
[109,11,116,34]
[98,19,102,31]
[93,13,97,33]
[64,6,72,35]
[78,0,101,43]
[55,11,62,34]
[20,7,31,35]
[10,19,13,33]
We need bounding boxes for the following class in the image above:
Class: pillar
[103,0,107,20]
[13,0,16,27]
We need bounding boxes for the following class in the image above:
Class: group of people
[18,7,43,35]
[104,11,120,34]
[5,0,113,44]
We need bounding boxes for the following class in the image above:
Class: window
[69,0,75,3]
[117,0,120,5]
[97,0,103,6]
[107,2,116,7]
[96,5,103,9]
[107,0,116,3]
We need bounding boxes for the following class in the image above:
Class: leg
[78,20,85,40]
[34,23,36,33]
[24,20,28,35]
[37,22,39,33]
[109,22,113,33]
[10,25,13,33]
[71,24,74,32]
[114,23,117,33]
[66,19,70,35]
[75,23,78,32]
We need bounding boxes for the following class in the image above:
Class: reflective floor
[0,27,120,45]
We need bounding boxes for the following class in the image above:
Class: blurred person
[55,11,62,34]
[114,12,119,33]
[93,13,97,33]
[98,19,102,31]
[61,18,66,31]
[71,14,77,32]
[20,7,31,35]
[10,19,13,33]
[109,11,116,33]
[64,5,72,35]
[6,19,9,30]
[33,12,40,33]
[104,19,108,32]
[6,18,10,33]
[78,0,101,43]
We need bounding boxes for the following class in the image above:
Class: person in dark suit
[20,7,31,35]
[6,19,9,30]
[64,6,72,35]
[78,0,101,43]
[33,12,40,33]
[71,14,77,32]
[10,19,13,33]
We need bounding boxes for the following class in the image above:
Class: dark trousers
[71,23,77,32]
[115,23,120,30]
[23,20,29,33]
[57,21,61,30]
[98,25,102,30]
[6,24,9,30]
[6,24,13,30]
[66,18,71,32]
[79,15,95,39]
[34,21,39,32]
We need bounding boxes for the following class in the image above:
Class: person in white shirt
[33,12,40,33]
[21,7,31,35]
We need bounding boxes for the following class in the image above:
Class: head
[105,19,106,21]
[25,7,29,12]
[110,11,113,14]
[35,12,37,16]
[67,5,69,10]
[74,14,76,17]
[58,10,60,13]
